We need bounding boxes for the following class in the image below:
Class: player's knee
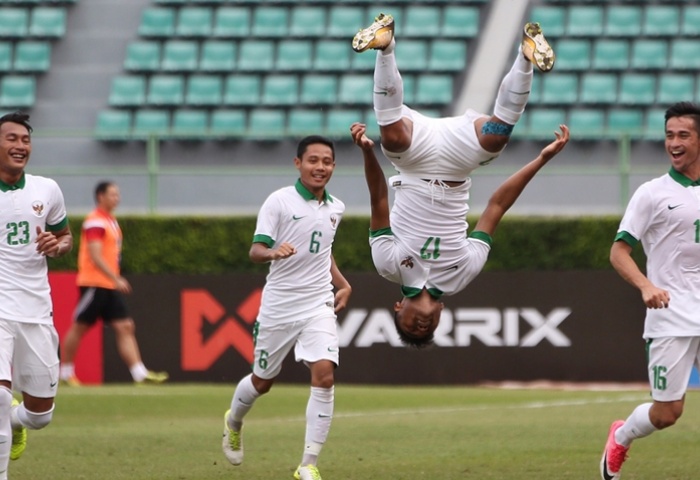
[651,403,683,429]
[18,404,55,430]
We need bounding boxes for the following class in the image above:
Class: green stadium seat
[681,6,700,36]
[300,74,337,105]
[326,109,362,138]
[529,6,565,38]
[160,40,198,72]
[133,109,170,138]
[223,74,261,106]
[428,40,466,72]
[548,39,590,71]
[566,6,603,37]
[288,108,324,137]
[351,48,376,71]
[289,6,326,37]
[644,108,666,139]
[0,42,12,71]
[248,109,285,139]
[618,74,655,105]
[415,75,452,105]
[210,109,246,137]
[0,8,29,37]
[527,108,567,138]
[13,40,50,72]
[261,74,299,106]
[213,7,250,38]
[314,40,350,71]
[108,75,146,107]
[403,6,440,37]
[238,40,274,71]
[607,109,643,137]
[527,74,541,104]
[442,6,479,38]
[604,6,642,37]
[327,6,365,38]
[171,109,208,138]
[364,109,380,140]
[579,73,617,104]
[199,40,235,72]
[592,39,629,70]
[185,74,222,106]
[669,40,700,71]
[395,39,428,71]
[568,109,605,138]
[642,6,679,37]
[0,75,35,107]
[276,40,313,71]
[401,74,415,105]
[630,39,668,70]
[176,7,212,37]
[657,74,695,105]
[252,7,288,37]
[338,74,373,105]
[95,110,132,140]
[30,7,65,37]
[540,74,578,104]
[124,41,161,72]
[147,74,185,106]
[139,8,175,37]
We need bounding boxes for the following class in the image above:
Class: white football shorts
[646,336,700,402]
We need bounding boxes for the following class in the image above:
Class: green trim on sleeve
[369,227,393,238]
[469,230,493,246]
[252,234,275,248]
[614,231,638,248]
[46,216,68,232]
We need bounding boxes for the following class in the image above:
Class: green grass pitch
[10,384,700,479]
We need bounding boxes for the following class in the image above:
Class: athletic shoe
[521,22,555,72]
[10,399,27,461]
[352,13,394,53]
[60,375,82,387]
[600,420,629,480]
[136,370,169,384]
[222,409,243,466]
[294,464,322,480]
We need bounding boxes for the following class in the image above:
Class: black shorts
[74,287,129,325]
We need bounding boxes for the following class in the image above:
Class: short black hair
[0,111,33,135]
[665,102,700,136]
[296,135,335,161]
[394,311,435,349]
[94,180,115,202]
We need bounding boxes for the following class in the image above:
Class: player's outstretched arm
[475,124,570,236]
[249,241,297,263]
[350,122,390,231]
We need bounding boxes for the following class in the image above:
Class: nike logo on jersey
[327,347,338,353]
[601,451,615,480]
[50,382,57,387]
[667,204,682,210]
[373,90,389,96]
[318,413,332,418]
[292,215,306,220]
[446,265,459,271]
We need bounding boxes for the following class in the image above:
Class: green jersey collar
[295,178,332,203]
[669,168,700,187]
[401,285,443,299]
[0,172,26,192]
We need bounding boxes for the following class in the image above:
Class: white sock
[373,39,404,126]
[60,363,75,380]
[615,403,657,447]
[129,362,148,382]
[0,387,12,480]
[493,48,533,125]
[301,386,334,466]
[228,374,260,431]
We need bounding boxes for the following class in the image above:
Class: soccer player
[221,135,351,480]
[600,101,700,480]
[59,181,168,386]
[0,111,73,479]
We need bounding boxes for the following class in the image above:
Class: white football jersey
[0,174,68,324]
[253,180,345,324]
[616,169,700,338]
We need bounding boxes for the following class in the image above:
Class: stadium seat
[108,75,146,107]
[213,7,250,38]
[403,6,440,37]
[415,75,452,105]
[644,108,666,139]
[618,74,655,105]
[401,74,415,105]
[251,7,288,37]
[428,40,466,72]
[351,49,376,71]
[261,74,299,106]
[0,42,11,71]
[289,6,326,37]
[95,110,132,140]
[669,40,700,71]
[568,109,605,138]
[276,40,313,71]
[300,74,337,105]
[642,5,679,37]
[540,74,578,105]
[132,109,170,138]
[124,41,161,72]
[139,8,175,37]
[0,8,29,37]
[529,6,566,38]
[223,74,261,106]
[0,75,35,107]
[327,6,365,38]
[592,39,629,70]
[176,7,212,37]
[248,109,285,139]
[147,74,185,106]
[395,39,428,71]
[185,74,222,106]
[441,6,479,38]
[607,109,643,137]
[527,74,541,104]
[238,40,274,71]
[680,6,700,36]
[199,40,235,72]
[630,39,668,70]
[604,6,642,37]
[338,74,373,105]
[550,39,590,71]
[579,73,617,104]
[657,74,695,105]
[210,109,246,137]
[527,108,567,138]
[326,109,362,138]
[314,40,350,71]
[171,109,208,138]
[364,108,380,140]
[160,40,198,72]
[12,40,50,72]
[30,7,65,37]
[287,108,324,137]
[566,6,603,37]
